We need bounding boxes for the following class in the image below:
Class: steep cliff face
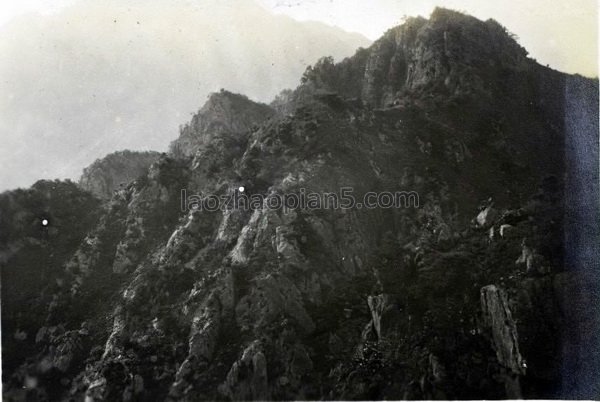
[79,151,161,200]
[2,8,598,401]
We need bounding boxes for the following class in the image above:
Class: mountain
[79,151,161,200]
[0,0,371,192]
[2,8,599,401]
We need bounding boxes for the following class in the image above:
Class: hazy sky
[0,0,597,192]
[2,0,597,76]
[0,0,369,191]
[259,0,598,77]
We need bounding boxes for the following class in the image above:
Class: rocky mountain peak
[169,90,275,159]
[300,7,531,107]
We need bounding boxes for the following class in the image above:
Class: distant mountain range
[0,0,370,192]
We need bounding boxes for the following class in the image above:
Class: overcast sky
[0,0,369,191]
[2,0,597,76]
[262,0,598,77]
[0,0,597,192]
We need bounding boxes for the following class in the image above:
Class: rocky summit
[1,8,599,401]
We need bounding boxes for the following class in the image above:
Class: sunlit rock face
[2,8,598,401]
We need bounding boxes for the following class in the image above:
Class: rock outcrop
[480,285,525,397]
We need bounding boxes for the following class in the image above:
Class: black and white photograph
[0,0,598,400]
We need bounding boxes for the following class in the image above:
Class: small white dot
[42,219,48,226]
[238,186,245,192]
